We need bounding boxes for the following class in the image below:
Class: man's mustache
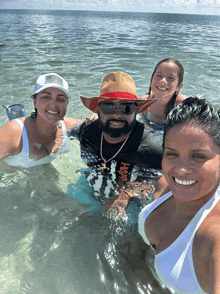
[106,118,127,124]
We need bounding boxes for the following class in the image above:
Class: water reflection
[0,160,173,293]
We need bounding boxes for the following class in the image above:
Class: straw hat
[80,72,156,114]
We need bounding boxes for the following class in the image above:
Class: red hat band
[99,92,138,100]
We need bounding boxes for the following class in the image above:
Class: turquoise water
[1,9,220,293]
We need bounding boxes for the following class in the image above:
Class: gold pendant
[98,162,109,171]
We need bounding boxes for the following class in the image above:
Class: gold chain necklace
[99,132,130,170]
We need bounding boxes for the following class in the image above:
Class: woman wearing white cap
[0,73,82,168]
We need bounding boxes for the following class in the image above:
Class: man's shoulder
[130,121,145,139]
[139,122,163,147]
[77,120,101,149]
[78,120,99,136]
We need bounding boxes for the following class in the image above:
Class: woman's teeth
[175,178,196,186]
[157,86,167,91]
[47,110,58,114]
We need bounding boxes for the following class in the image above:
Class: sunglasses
[99,102,137,115]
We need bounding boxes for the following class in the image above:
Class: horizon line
[1,8,220,17]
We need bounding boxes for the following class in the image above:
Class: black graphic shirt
[76,120,163,201]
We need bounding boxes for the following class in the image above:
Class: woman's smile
[46,109,60,115]
[162,123,220,203]
[174,177,197,186]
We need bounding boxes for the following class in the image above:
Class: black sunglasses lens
[100,103,116,114]
[120,103,136,115]
[100,102,136,115]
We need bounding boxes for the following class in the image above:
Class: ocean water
[0,9,220,294]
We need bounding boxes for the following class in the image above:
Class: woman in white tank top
[139,97,220,294]
[0,73,82,168]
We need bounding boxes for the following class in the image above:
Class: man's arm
[135,124,163,169]
[101,181,155,219]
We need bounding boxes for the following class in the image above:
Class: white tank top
[4,118,69,168]
[138,187,220,294]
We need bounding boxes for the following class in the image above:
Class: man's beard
[98,117,136,138]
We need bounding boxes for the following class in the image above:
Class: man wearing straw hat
[71,72,163,219]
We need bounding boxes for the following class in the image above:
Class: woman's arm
[0,120,22,160]
[64,117,82,134]
[153,175,170,200]
[208,221,220,294]
[64,114,98,135]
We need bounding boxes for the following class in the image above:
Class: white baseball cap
[33,73,71,99]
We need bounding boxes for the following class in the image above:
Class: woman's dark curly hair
[163,96,220,149]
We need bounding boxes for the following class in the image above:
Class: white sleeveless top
[4,118,69,168]
[138,187,220,294]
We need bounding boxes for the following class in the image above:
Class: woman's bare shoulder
[139,94,151,100]
[176,92,188,105]
[196,203,220,249]
[0,119,23,136]
[0,119,23,159]
[194,206,220,293]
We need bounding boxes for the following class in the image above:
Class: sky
[1,0,220,15]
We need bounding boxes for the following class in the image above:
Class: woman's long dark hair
[31,94,37,120]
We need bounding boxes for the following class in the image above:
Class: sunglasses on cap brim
[99,102,137,115]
